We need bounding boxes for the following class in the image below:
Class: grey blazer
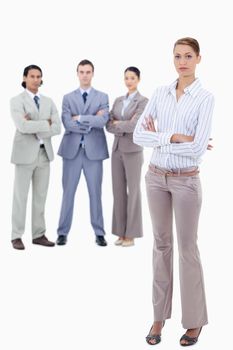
[58,88,109,160]
[10,91,61,164]
[106,92,148,153]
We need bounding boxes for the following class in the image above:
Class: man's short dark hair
[77,59,94,72]
[21,65,43,88]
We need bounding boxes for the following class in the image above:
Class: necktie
[82,92,88,104]
[34,95,40,110]
[80,92,88,147]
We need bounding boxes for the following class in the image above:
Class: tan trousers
[145,167,208,329]
[12,148,50,240]
[111,149,143,238]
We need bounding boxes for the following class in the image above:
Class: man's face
[77,64,94,88]
[23,69,42,93]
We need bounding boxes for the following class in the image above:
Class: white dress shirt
[80,87,92,96]
[133,78,214,169]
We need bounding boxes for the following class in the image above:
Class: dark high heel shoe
[146,321,165,346]
[180,327,202,346]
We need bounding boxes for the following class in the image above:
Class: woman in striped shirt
[133,37,214,346]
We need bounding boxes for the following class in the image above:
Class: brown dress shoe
[12,238,25,250]
[32,235,55,247]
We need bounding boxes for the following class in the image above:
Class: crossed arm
[62,94,109,133]
[133,92,214,158]
[143,116,213,150]
[11,99,51,134]
[106,98,148,134]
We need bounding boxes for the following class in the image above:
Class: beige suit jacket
[106,92,148,153]
[10,91,61,164]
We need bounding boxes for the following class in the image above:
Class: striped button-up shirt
[133,78,214,169]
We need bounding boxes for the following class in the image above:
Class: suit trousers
[57,147,105,237]
[12,148,50,240]
[145,168,208,329]
[111,149,143,238]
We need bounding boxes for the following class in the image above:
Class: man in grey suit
[57,60,109,246]
[10,65,61,250]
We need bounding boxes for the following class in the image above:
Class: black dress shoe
[56,235,67,245]
[95,235,107,246]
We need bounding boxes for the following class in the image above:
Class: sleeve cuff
[160,144,173,153]
[158,132,173,146]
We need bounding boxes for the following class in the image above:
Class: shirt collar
[168,78,202,98]
[26,89,40,99]
[80,87,92,95]
[125,90,138,100]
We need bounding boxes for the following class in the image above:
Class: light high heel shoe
[122,239,134,247]
[114,237,124,246]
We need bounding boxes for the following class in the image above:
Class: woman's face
[173,44,201,78]
[124,70,139,92]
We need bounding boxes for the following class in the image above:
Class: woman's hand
[142,116,156,132]
[207,138,213,150]
[170,134,194,143]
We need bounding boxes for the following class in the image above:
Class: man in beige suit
[10,65,61,250]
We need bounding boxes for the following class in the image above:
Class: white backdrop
[0,0,232,349]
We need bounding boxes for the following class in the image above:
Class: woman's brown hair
[173,37,200,56]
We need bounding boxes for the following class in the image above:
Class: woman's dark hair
[77,59,94,72]
[124,66,140,79]
[21,64,43,88]
[173,37,200,56]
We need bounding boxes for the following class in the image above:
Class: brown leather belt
[149,164,199,177]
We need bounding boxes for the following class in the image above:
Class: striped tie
[34,95,40,110]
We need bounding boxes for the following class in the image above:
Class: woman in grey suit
[106,67,148,247]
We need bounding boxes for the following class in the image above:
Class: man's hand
[24,113,31,120]
[142,116,156,132]
[96,109,105,117]
[170,134,194,143]
[72,115,80,121]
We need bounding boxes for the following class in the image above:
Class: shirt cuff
[158,132,173,146]
[160,144,172,153]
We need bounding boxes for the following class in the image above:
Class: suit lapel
[114,97,124,118]
[38,95,47,119]
[124,92,139,116]
[75,89,85,111]
[22,91,39,118]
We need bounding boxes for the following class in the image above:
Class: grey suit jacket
[106,92,148,153]
[58,88,109,160]
[10,91,61,164]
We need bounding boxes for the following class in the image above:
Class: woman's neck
[127,89,137,95]
[177,76,196,92]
